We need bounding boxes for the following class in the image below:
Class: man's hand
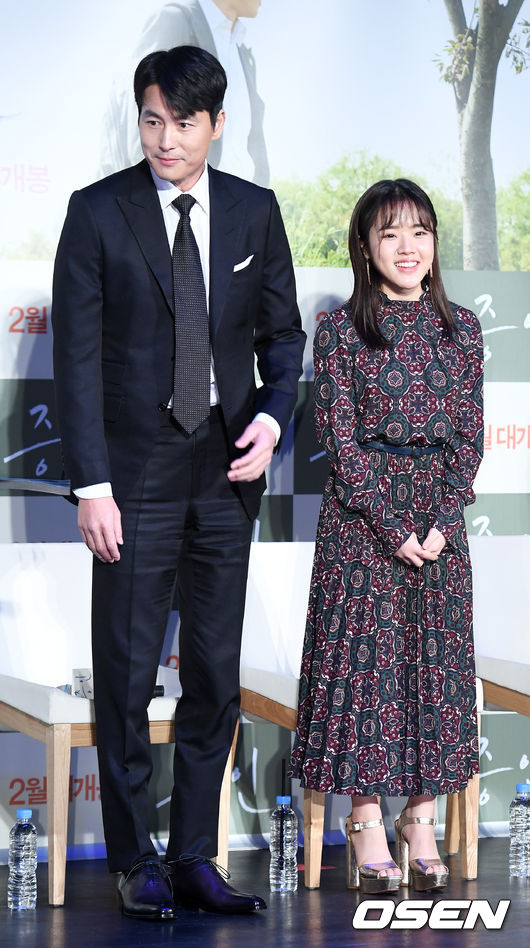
[395,531,440,568]
[78,497,123,563]
[227,421,276,483]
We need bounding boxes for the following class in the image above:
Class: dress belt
[360,440,443,458]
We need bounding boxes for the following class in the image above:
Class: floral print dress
[290,292,484,796]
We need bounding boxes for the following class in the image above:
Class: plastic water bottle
[509,783,530,877]
[269,794,298,892]
[7,809,37,909]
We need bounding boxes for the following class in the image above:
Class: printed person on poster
[52,44,305,920]
[99,0,269,185]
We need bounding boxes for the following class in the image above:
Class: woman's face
[365,203,435,301]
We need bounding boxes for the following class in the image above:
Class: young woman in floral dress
[290,179,483,893]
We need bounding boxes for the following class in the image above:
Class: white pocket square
[233,254,254,272]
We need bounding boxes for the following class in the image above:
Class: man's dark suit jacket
[52,160,304,519]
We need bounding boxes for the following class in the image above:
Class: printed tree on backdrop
[439,0,529,269]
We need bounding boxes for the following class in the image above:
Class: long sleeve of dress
[314,314,416,555]
[432,311,484,543]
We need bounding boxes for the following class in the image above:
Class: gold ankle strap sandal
[394,811,449,891]
[346,815,402,893]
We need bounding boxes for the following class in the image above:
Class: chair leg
[458,773,479,879]
[458,712,481,880]
[444,792,460,855]
[303,789,325,888]
[216,718,239,869]
[45,723,72,906]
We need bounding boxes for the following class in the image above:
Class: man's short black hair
[134,45,227,126]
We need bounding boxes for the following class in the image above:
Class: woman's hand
[421,527,446,557]
[395,530,444,568]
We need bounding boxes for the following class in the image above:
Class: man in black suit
[52,45,304,920]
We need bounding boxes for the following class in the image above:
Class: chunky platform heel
[346,816,402,893]
[394,811,449,891]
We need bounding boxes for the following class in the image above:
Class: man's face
[139,84,225,191]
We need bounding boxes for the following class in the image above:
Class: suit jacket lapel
[115,163,248,331]
[116,161,173,314]
[208,167,247,338]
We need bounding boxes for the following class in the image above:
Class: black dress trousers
[91,406,253,873]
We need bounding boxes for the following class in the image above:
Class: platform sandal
[394,810,449,891]
[346,815,402,893]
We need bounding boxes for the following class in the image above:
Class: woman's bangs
[376,197,435,234]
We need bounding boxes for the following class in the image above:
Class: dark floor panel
[0,840,528,947]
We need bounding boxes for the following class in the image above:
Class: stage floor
[1,839,528,947]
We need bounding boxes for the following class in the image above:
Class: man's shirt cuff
[254,412,280,445]
[74,482,113,499]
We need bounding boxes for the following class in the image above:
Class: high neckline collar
[379,289,432,311]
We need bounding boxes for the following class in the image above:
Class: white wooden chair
[0,543,236,905]
[443,679,483,879]
[443,535,530,879]
[469,535,530,719]
[240,543,326,887]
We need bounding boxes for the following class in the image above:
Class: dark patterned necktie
[171,193,210,434]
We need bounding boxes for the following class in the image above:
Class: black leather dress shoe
[167,854,266,914]
[118,858,177,920]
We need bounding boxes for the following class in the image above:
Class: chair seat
[0,666,181,726]
[476,656,530,698]
[240,667,299,712]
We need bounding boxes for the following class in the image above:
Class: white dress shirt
[74,163,279,499]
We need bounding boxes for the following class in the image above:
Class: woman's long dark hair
[348,178,455,348]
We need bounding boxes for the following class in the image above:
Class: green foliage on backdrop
[273,151,463,269]
[2,158,528,270]
[497,168,530,270]
[274,153,530,273]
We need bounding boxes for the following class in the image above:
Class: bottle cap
[516,783,530,793]
[276,795,291,805]
[16,808,32,819]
